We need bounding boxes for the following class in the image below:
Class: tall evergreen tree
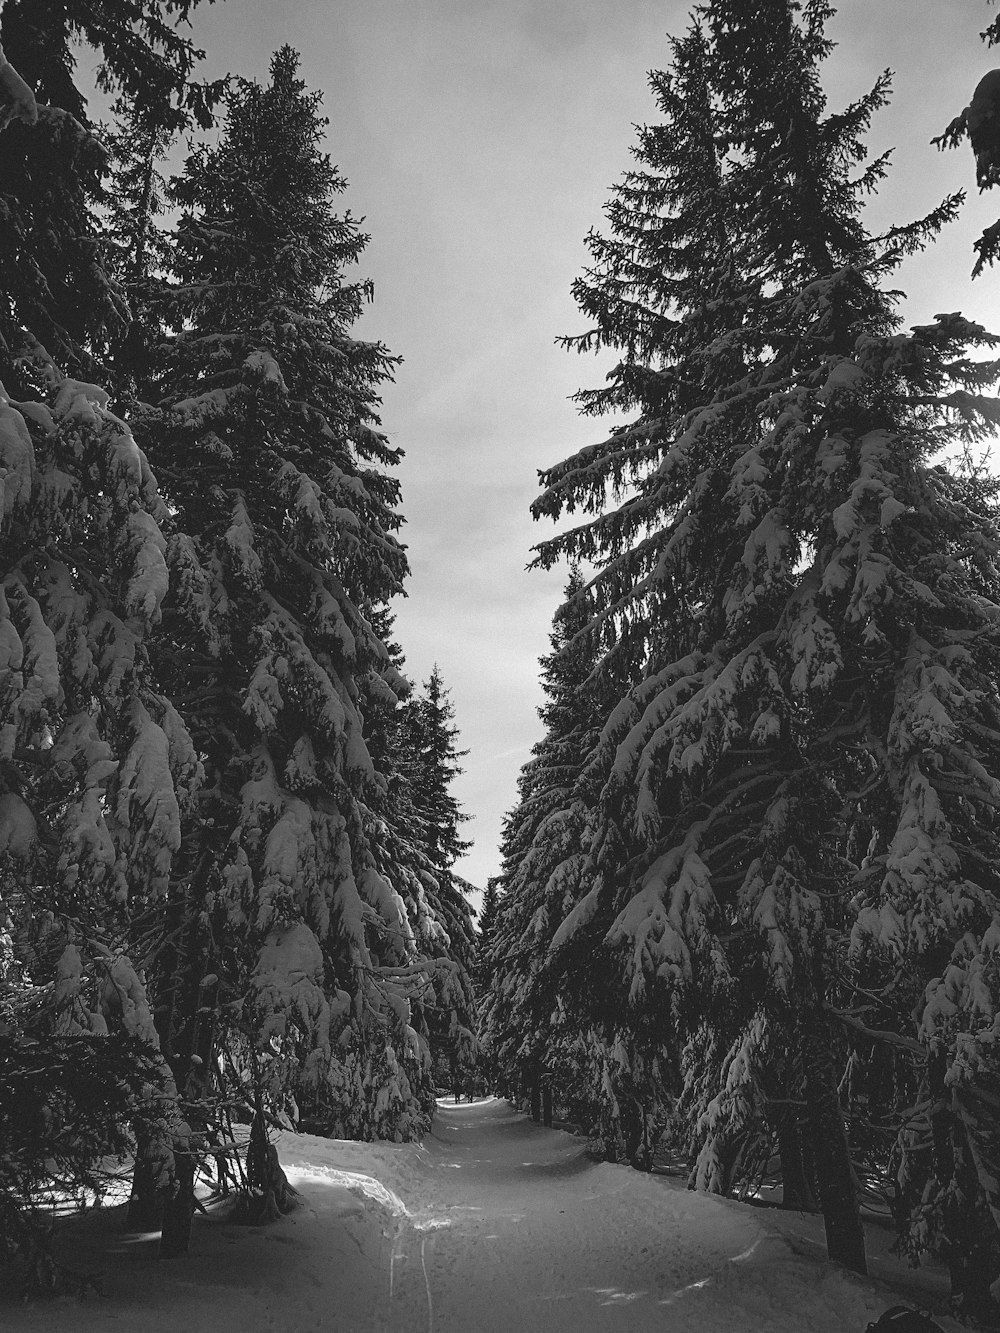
[0,348,199,1269]
[475,876,502,996]
[483,572,650,1151]
[0,0,221,385]
[0,16,216,1271]
[525,0,1000,1296]
[399,667,477,1090]
[137,50,433,1237]
[407,667,473,874]
[359,626,479,1096]
[936,7,1000,273]
[359,612,454,991]
[102,117,176,407]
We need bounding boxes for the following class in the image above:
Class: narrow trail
[376,1098,881,1333]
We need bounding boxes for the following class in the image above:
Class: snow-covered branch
[0,38,37,130]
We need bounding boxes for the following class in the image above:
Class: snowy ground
[1,1098,962,1332]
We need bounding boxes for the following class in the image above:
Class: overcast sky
[172,0,1000,903]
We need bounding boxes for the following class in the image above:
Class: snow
[242,350,287,394]
[605,845,716,998]
[124,512,169,621]
[0,789,36,855]
[2,1099,965,1332]
[252,921,331,1048]
[224,496,263,588]
[0,400,36,516]
[116,699,182,893]
[100,954,162,1046]
[0,40,38,128]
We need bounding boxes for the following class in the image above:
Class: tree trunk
[621,1097,649,1171]
[131,851,215,1258]
[126,1136,163,1231]
[777,1113,817,1211]
[799,1114,820,1206]
[230,1109,300,1225]
[929,1054,1000,1324]
[542,1083,553,1128]
[128,886,184,1229]
[159,1145,194,1258]
[157,910,219,1258]
[947,1247,1000,1326]
[800,1008,867,1275]
[530,1080,541,1123]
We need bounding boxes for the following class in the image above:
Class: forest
[2,0,1000,1327]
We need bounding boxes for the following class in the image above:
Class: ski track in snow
[2,1098,963,1333]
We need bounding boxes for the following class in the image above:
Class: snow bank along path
[4,1097,961,1333]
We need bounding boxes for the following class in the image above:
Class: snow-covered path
[382,1097,763,1331]
[344,1098,916,1333]
[4,1098,960,1333]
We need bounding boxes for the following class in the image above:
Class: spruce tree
[483,573,650,1151]
[102,117,176,409]
[400,667,477,1092]
[407,667,473,874]
[358,611,450,1005]
[140,50,432,1231]
[360,626,479,1099]
[936,7,1000,273]
[0,345,201,1273]
[0,21,212,1271]
[529,0,1000,1290]
[475,876,502,996]
[0,0,220,384]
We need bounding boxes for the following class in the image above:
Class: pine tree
[0,0,220,385]
[0,19,213,1272]
[102,117,176,408]
[475,877,502,995]
[528,0,1000,1291]
[935,8,1000,273]
[358,610,448,999]
[359,623,480,1101]
[0,345,201,1275]
[483,573,655,1152]
[400,667,477,1092]
[137,49,432,1236]
[406,667,473,874]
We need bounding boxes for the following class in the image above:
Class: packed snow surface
[4,1098,961,1332]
